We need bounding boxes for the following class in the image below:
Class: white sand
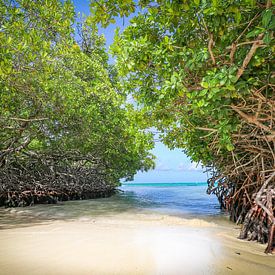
[0,212,274,275]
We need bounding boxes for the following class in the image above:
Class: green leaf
[226,85,235,91]
[200,89,208,96]
[220,78,227,86]
[201,81,209,88]
[226,144,234,151]
[262,9,272,28]
[229,75,238,83]
[246,28,262,38]
[194,0,200,6]
[263,32,272,44]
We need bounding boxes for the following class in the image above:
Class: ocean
[121,182,221,216]
[0,182,221,227]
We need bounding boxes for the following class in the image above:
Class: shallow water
[0,182,223,228]
[121,182,221,216]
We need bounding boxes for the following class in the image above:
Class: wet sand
[0,212,274,275]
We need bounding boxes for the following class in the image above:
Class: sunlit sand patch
[0,213,274,275]
[81,212,218,228]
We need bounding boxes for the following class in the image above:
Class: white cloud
[188,162,204,171]
[177,162,204,172]
[155,162,172,171]
[154,160,204,173]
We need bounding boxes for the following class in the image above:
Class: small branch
[8,117,49,122]
[236,13,261,43]
[201,17,216,65]
[232,134,275,141]
[255,99,262,119]
[231,104,275,134]
[208,33,216,65]
[233,153,261,173]
[227,40,265,50]
[266,0,272,8]
[232,0,273,79]
[228,12,261,63]
[255,172,275,224]
[236,34,264,80]
[195,127,218,132]
[229,43,236,64]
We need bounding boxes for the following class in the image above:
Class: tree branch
[231,105,275,135]
[255,172,275,224]
[236,34,264,80]
[208,33,216,65]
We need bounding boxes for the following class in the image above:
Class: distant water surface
[121,182,220,216]
[0,182,221,228]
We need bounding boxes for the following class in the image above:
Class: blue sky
[73,0,207,183]
[133,142,207,183]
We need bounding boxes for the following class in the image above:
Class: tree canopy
[90,0,275,252]
[0,0,155,193]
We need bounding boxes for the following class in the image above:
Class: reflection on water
[0,183,222,229]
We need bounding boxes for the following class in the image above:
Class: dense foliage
[90,0,275,252]
[0,0,155,205]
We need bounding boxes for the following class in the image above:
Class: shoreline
[0,211,274,274]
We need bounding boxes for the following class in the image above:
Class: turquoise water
[121,182,220,216]
[0,182,221,228]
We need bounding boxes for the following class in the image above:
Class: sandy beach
[0,212,274,275]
